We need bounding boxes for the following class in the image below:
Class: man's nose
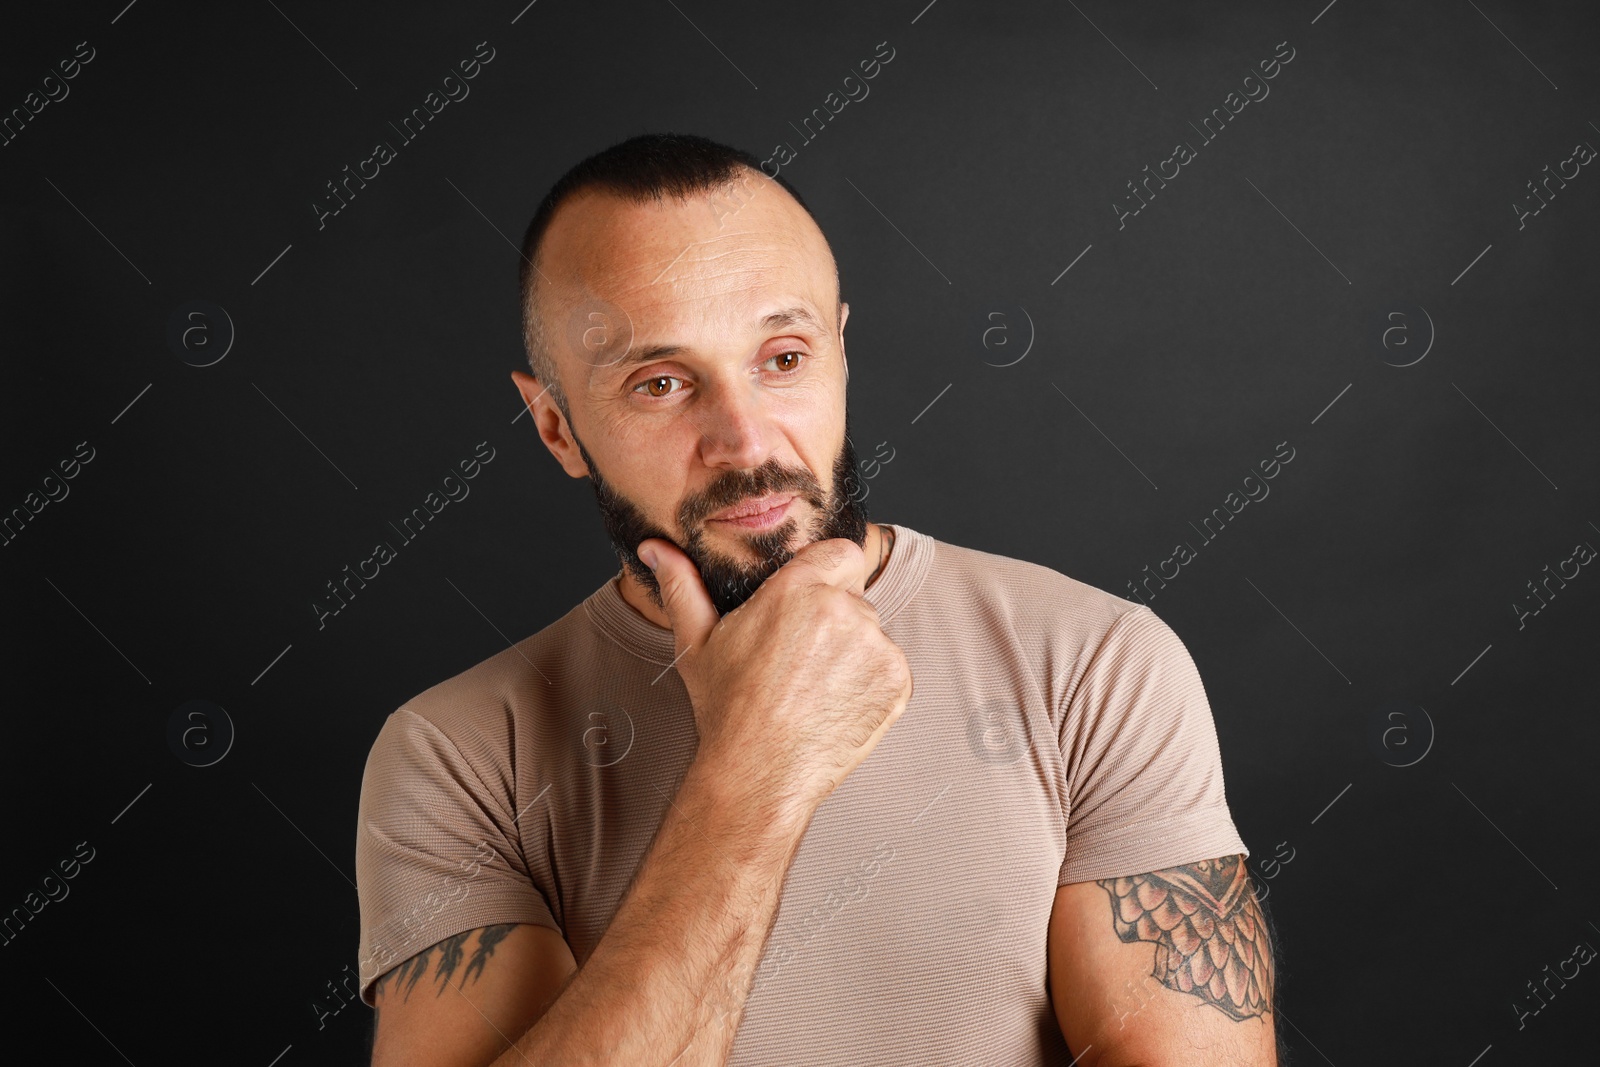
[690,377,773,470]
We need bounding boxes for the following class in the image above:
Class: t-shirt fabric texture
[354,523,1248,1065]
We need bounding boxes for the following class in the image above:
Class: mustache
[681,463,823,527]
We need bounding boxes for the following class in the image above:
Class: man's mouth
[708,493,797,529]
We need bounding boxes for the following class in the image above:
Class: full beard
[575,418,870,618]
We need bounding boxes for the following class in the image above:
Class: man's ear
[511,369,590,479]
[838,301,850,384]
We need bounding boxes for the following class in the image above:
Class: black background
[3,1,1597,1064]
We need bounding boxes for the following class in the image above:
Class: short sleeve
[354,707,561,1007]
[1056,605,1248,886]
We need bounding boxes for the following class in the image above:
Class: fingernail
[639,545,657,571]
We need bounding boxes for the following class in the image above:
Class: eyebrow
[605,305,832,375]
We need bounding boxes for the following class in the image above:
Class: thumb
[637,537,719,653]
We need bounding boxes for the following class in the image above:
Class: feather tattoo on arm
[1096,854,1274,1020]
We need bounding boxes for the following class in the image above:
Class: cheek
[596,423,695,508]
[767,375,840,431]
[804,392,848,457]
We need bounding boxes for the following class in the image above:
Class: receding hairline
[526,164,827,295]
[523,168,843,357]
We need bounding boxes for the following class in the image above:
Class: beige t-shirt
[354,523,1248,1064]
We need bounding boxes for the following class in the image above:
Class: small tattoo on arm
[1096,855,1274,1021]
[371,923,521,1003]
[465,923,515,984]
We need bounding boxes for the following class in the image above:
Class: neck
[618,522,892,631]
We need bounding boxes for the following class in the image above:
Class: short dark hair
[517,132,821,422]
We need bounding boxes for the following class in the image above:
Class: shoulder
[363,594,604,783]
[915,531,1145,651]
[903,531,1205,723]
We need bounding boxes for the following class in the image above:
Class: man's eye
[634,375,682,398]
[765,351,806,372]
[633,354,805,399]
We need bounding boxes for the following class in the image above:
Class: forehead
[536,175,837,367]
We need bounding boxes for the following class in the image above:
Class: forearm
[490,759,809,1066]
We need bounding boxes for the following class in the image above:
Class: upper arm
[1048,854,1277,1066]
[370,922,578,1067]
[357,708,575,1064]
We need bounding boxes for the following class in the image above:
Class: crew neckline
[583,524,933,665]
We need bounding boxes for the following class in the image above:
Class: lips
[710,493,796,521]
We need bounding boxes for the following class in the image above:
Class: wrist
[678,754,815,852]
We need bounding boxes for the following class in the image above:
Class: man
[354,132,1280,1066]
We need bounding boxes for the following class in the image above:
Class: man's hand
[1049,855,1279,1065]
[638,535,914,819]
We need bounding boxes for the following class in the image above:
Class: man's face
[530,168,869,617]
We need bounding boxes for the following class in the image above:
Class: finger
[780,537,872,598]
[638,537,720,655]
